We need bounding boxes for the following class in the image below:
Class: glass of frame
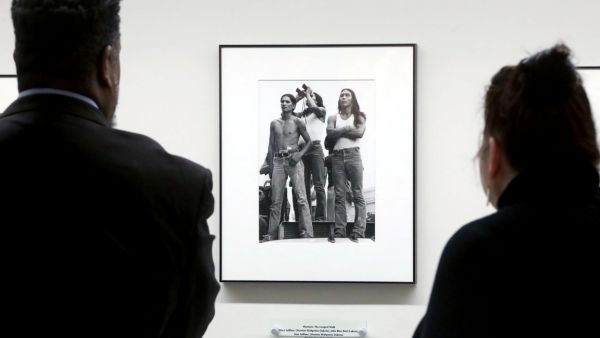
[220,44,415,283]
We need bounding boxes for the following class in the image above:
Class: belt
[332,147,360,154]
[298,141,320,150]
[274,149,299,158]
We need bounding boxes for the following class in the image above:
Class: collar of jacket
[497,160,600,209]
[1,93,110,127]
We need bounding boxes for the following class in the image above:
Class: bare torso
[261,112,311,174]
[271,116,303,151]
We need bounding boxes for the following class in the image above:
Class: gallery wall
[1,0,599,336]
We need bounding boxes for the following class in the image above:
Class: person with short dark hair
[326,88,367,243]
[259,94,314,241]
[413,44,600,338]
[1,1,219,336]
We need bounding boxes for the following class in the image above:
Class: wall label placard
[271,320,367,337]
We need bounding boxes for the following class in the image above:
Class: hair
[312,92,324,108]
[337,88,366,127]
[12,0,121,83]
[300,92,324,117]
[281,94,296,106]
[482,44,599,171]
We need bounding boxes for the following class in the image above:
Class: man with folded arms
[326,88,367,243]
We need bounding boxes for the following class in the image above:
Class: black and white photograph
[257,80,376,244]
[220,45,415,282]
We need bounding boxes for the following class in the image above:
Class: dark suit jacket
[414,162,600,338]
[0,94,219,337]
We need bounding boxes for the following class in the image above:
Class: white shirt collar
[19,88,99,110]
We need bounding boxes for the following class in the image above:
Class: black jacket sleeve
[164,169,220,338]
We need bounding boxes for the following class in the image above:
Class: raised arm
[305,87,326,121]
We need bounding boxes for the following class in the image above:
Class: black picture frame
[578,66,600,144]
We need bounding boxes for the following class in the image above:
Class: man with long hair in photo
[260,94,314,241]
[326,88,367,243]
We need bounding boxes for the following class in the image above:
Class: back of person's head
[313,92,324,108]
[483,44,599,172]
[12,0,121,86]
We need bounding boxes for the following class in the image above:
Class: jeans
[268,156,313,238]
[302,142,326,221]
[326,184,335,222]
[332,147,366,237]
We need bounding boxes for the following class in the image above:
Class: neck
[18,76,92,97]
[340,106,352,116]
[18,75,103,108]
[490,168,517,208]
[281,111,292,119]
[496,162,600,209]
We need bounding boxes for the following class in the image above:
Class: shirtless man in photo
[260,94,314,241]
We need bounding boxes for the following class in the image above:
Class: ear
[96,44,120,122]
[98,45,118,88]
[486,137,502,179]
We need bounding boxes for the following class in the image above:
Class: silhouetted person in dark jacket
[1,1,219,336]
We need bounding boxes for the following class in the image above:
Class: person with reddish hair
[414,44,600,337]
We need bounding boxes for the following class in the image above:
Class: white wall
[2,0,599,336]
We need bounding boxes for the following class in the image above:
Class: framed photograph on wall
[220,44,415,282]
[578,67,600,143]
